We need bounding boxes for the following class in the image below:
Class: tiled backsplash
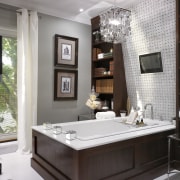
[122,0,176,121]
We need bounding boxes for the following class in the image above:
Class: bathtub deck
[32,118,175,150]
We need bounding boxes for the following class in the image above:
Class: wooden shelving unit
[91,16,128,116]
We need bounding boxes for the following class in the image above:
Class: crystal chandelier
[99,6,131,43]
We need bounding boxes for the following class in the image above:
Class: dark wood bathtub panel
[78,131,172,180]
[32,130,76,180]
[84,146,134,180]
[136,137,167,166]
[32,129,175,180]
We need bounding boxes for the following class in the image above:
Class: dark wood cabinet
[31,129,174,180]
[91,16,127,116]
[176,0,180,137]
[174,0,180,168]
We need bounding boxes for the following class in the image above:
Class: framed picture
[54,69,78,100]
[55,34,78,68]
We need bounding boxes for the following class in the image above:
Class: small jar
[53,126,62,135]
[66,130,77,140]
[120,110,127,117]
[43,122,52,130]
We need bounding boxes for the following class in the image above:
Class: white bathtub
[32,117,175,150]
[60,118,173,141]
[32,118,176,179]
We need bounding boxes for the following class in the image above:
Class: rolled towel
[96,111,116,120]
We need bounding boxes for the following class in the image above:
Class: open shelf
[91,16,128,116]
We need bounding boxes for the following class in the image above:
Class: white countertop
[32,118,175,150]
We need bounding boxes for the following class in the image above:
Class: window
[0,35,17,142]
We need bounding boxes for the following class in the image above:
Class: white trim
[0,26,16,37]
[0,141,17,155]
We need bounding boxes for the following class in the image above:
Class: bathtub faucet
[144,103,154,120]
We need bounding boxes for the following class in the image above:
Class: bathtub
[60,117,173,141]
[32,117,175,150]
[32,117,175,180]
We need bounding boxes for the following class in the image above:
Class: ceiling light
[99,6,131,43]
[79,8,84,12]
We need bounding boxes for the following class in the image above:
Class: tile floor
[0,152,43,180]
[155,171,180,180]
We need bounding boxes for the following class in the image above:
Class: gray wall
[38,14,92,125]
[123,0,176,121]
[0,6,16,37]
[0,0,176,124]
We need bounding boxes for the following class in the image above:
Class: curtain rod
[16,10,42,19]
[0,4,40,16]
[16,10,38,15]
[0,3,18,13]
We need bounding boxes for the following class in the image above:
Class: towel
[96,111,116,120]
[126,111,138,124]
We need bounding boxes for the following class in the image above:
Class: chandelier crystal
[99,6,131,43]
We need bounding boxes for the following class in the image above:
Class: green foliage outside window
[0,37,17,135]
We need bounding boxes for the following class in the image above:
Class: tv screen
[139,52,163,74]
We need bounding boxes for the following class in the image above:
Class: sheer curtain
[17,9,38,153]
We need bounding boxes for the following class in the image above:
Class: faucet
[144,103,154,119]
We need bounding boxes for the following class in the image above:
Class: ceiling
[0,0,142,24]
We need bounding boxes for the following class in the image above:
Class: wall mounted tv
[139,52,163,74]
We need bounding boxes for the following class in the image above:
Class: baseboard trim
[0,141,17,155]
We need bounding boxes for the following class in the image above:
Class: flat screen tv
[139,52,163,74]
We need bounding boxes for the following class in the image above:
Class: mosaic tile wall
[122,0,176,121]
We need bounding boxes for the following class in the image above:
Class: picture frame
[55,34,78,68]
[54,69,78,100]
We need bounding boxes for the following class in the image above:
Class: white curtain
[17,9,38,153]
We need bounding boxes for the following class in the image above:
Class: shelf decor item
[92,31,101,43]
[86,86,99,110]
[85,86,99,119]
[54,69,78,100]
[99,6,131,43]
[54,34,78,68]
